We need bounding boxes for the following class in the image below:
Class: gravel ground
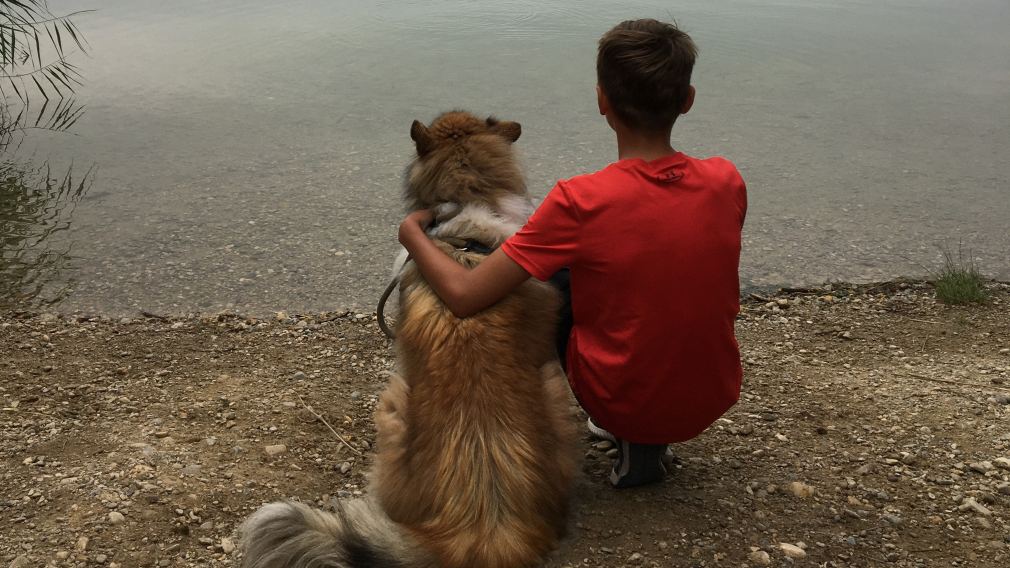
[2,281,1009,568]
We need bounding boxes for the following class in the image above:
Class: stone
[340,462,352,474]
[627,552,643,564]
[958,498,992,517]
[748,550,771,566]
[264,444,287,457]
[9,556,31,568]
[993,457,1010,470]
[55,552,70,561]
[75,536,89,552]
[220,538,236,554]
[969,461,994,474]
[95,554,108,564]
[109,511,126,525]
[780,543,807,559]
[788,481,815,498]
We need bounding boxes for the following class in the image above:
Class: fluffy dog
[240,111,578,568]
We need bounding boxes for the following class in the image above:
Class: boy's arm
[398,210,531,318]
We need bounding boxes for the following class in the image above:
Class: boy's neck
[615,123,677,162]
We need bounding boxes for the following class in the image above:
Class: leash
[376,239,497,340]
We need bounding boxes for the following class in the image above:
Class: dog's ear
[487,117,521,143]
[410,120,435,156]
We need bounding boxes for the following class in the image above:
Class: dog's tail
[239,499,431,568]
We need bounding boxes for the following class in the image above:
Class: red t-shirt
[501,153,746,444]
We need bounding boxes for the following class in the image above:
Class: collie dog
[240,111,577,568]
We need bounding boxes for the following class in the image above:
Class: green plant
[932,244,989,305]
[1,1,89,150]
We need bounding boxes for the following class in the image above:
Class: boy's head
[597,19,697,133]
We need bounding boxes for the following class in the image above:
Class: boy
[397,19,746,488]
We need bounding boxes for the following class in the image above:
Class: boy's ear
[487,118,521,143]
[681,86,696,115]
[596,85,610,116]
[410,120,435,156]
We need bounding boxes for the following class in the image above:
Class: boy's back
[501,152,746,444]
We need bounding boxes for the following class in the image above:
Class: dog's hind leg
[370,374,414,515]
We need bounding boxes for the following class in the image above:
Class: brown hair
[597,19,697,132]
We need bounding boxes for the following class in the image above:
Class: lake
[5,0,1009,316]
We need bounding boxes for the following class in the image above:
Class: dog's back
[373,245,576,568]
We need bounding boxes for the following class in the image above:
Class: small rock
[883,514,903,526]
[627,552,643,564]
[788,481,815,498]
[220,538,236,554]
[109,511,126,525]
[993,457,1010,470]
[55,552,70,561]
[350,391,362,400]
[95,554,108,564]
[170,321,185,329]
[9,556,30,568]
[969,461,994,474]
[340,462,352,474]
[958,497,992,517]
[780,543,807,559]
[264,444,287,457]
[748,550,771,566]
[75,536,89,552]
[292,371,307,380]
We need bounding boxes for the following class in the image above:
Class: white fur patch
[428,199,528,245]
[390,247,410,278]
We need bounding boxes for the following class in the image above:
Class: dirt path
[2,282,1009,567]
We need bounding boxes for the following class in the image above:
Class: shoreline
[3,279,1009,567]
[6,277,1008,323]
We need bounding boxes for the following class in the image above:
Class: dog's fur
[240,111,578,568]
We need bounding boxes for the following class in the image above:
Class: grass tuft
[932,245,989,305]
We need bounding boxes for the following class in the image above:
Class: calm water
[5,0,1009,315]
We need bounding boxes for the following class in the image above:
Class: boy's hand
[398,209,435,245]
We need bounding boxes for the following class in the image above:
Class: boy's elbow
[446,295,480,319]
[441,282,480,319]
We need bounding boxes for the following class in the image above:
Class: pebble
[780,542,807,559]
[788,481,815,498]
[95,554,108,564]
[340,462,352,474]
[627,552,643,564]
[958,497,993,517]
[220,538,236,554]
[55,552,69,561]
[883,514,903,526]
[748,550,771,566]
[9,557,30,568]
[75,536,89,552]
[109,511,126,525]
[264,444,288,457]
[993,457,1010,470]
[969,461,994,474]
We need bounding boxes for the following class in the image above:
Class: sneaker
[586,418,617,443]
[609,439,668,489]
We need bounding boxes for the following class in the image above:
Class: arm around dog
[398,210,531,318]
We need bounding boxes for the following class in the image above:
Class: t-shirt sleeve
[500,181,580,281]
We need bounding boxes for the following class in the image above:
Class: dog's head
[404,111,526,212]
